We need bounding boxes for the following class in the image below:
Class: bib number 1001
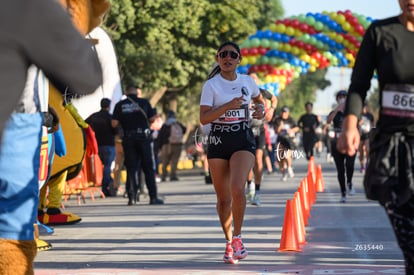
[392,94,414,108]
[226,110,243,117]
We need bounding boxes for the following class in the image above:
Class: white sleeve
[200,81,214,107]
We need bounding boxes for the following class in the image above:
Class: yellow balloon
[342,22,351,32]
[308,65,316,72]
[279,83,286,90]
[345,53,354,61]
[247,56,257,65]
[300,54,310,63]
[286,26,295,36]
[294,30,303,37]
[276,24,286,33]
[291,46,300,56]
[336,34,344,43]
[240,58,248,66]
[265,75,273,83]
[284,44,292,52]
[268,24,278,33]
[337,14,346,24]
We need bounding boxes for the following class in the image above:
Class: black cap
[336,90,347,98]
[100,98,111,108]
[166,110,176,118]
[281,106,290,113]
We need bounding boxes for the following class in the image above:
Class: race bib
[218,105,248,123]
[381,84,414,119]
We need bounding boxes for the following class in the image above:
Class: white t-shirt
[200,73,260,124]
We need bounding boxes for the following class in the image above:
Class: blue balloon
[263,30,273,39]
[272,32,282,41]
[281,34,290,43]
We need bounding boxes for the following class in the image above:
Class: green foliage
[104,0,284,125]
[277,69,331,119]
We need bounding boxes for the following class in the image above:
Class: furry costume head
[58,0,110,35]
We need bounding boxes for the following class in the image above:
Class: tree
[277,69,331,119]
[104,0,283,125]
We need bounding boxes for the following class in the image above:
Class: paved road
[34,154,405,275]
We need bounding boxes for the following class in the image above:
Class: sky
[279,0,401,114]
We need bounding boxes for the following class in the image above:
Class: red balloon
[241,48,249,56]
[249,47,258,55]
[258,47,267,55]
[249,65,259,72]
[283,18,291,26]
[258,64,268,72]
[347,17,359,27]
[296,40,305,49]
[266,64,274,72]
[299,23,309,33]
[304,44,313,53]
[291,19,300,28]
[344,10,353,18]
[271,68,280,75]
[308,27,317,35]
[354,24,365,35]
[312,52,322,60]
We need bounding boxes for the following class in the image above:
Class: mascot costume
[0,0,109,273]
[38,2,123,227]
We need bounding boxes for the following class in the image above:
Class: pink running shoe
[232,236,248,260]
[223,243,238,264]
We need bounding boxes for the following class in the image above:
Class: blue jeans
[0,113,42,240]
[98,145,115,193]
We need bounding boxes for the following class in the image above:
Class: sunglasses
[218,50,239,59]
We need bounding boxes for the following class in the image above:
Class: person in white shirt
[199,41,265,264]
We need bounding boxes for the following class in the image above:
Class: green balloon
[269,41,279,50]
[261,56,270,64]
[297,14,306,23]
[261,39,270,48]
[251,38,260,48]
[314,21,324,31]
[305,16,316,26]
[316,41,324,49]
[302,34,311,43]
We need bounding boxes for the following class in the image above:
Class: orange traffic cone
[315,164,325,192]
[299,180,310,222]
[307,172,316,205]
[293,192,306,244]
[308,156,316,183]
[278,199,301,252]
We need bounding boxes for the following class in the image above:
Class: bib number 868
[393,94,414,108]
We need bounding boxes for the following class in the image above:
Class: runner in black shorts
[207,122,256,160]
[199,41,265,264]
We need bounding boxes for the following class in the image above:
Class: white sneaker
[246,190,255,203]
[348,184,356,195]
[251,194,260,206]
[246,183,255,203]
[282,173,288,182]
[287,167,294,178]
[340,195,347,203]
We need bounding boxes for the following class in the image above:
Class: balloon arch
[236,10,374,96]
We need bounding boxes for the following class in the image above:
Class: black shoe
[205,174,212,184]
[170,177,179,181]
[150,197,164,205]
[127,195,138,206]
